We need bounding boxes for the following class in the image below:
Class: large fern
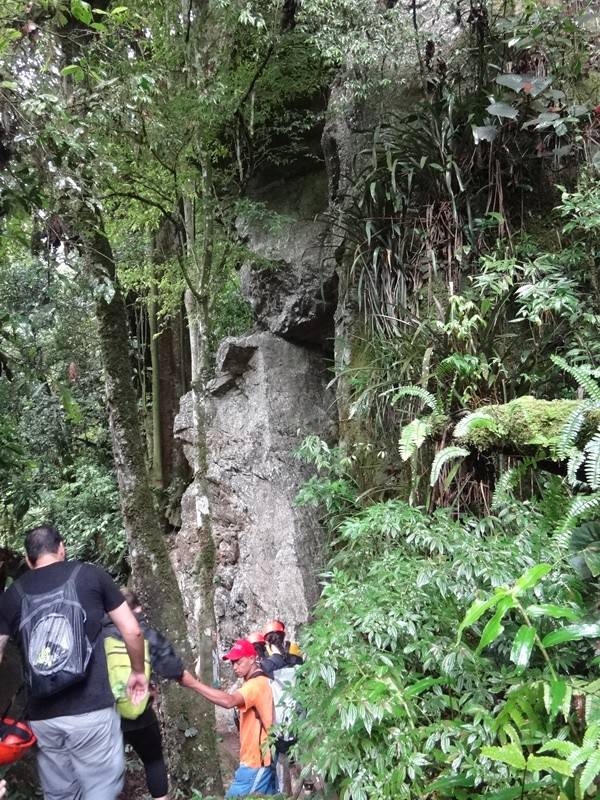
[430,446,469,487]
[389,385,440,413]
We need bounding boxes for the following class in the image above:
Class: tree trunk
[148,271,163,489]
[87,218,223,795]
[181,173,220,688]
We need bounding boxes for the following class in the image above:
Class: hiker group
[0,526,305,799]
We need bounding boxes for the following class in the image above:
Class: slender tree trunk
[181,168,219,686]
[148,271,163,489]
[87,217,223,795]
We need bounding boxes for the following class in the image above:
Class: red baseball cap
[222,639,257,661]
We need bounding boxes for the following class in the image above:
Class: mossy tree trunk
[87,218,223,795]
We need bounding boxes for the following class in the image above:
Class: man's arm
[180,670,244,709]
[108,601,148,704]
[0,634,8,666]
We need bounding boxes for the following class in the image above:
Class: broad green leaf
[0,80,18,90]
[526,755,573,776]
[482,744,526,770]
[543,680,567,720]
[71,0,93,25]
[580,749,600,793]
[526,604,580,622]
[405,677,445,698]
[476,597,514,654]
[458,593,505,639]
[510,625,535,669]
[542,622,600,648]
[61,64,85,82]
[515,563,552,592]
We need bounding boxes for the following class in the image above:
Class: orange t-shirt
[237,675,273,768]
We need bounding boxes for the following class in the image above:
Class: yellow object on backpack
[104,635,151,720]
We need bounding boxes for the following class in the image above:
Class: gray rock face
[173,332,336,649]
[239,170,337,347]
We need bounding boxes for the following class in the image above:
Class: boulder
[172,332,337,651]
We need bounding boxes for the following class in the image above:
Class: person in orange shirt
[181,638,277,797]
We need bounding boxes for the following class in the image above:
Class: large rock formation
[172,332,336,652]
[239,170,337,348]
[171,158,338,661]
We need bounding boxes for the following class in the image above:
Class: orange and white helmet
[262,619,285,636]
[247,630,266,645]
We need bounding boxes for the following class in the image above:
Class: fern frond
[584,430,600,490]
[399,417,432,461]
[552,355,600,403]
[559,401,594,458]
[430,446,469,487]
[558,492,600,533]
[453,411,497,440]
[566,449,585,488]
[388,385,439,413]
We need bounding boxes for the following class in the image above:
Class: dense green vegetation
[2,0,600,798]
[288,3,600,799]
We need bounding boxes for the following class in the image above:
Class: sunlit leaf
[510,625,535,669]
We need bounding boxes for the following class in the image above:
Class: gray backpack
[16,564,93,698]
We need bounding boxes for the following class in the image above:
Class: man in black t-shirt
[0,526,148,800]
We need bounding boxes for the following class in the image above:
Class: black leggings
[123,711,168,798]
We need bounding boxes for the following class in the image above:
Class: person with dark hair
[104,589,186,800]
[247,630,267,659]
[0,525,148,800]
[261,620,303,677]
[182,639,278,797]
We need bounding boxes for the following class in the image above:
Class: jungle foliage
[291,2,600,799]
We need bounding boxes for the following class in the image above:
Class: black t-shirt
[0,560,124,721]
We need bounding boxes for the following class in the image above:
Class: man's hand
[127,671,149,706]
[0,777,7,798]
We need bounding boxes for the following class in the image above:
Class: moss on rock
[459,396,600,456]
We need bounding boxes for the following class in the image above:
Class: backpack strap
[0,718,32,744]
[68,563,84,585]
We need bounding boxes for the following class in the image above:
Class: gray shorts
[30,706,125,800]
